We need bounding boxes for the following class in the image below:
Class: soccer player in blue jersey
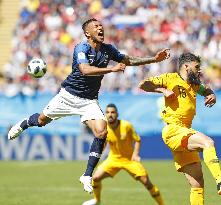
[8,18,170,194]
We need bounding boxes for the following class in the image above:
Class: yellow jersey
[149,73,200,127]
[106,120,140,160]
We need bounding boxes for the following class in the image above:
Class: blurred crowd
[1,0,221,97]
[0,0,2,23]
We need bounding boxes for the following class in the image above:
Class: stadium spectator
[1,0,221,96]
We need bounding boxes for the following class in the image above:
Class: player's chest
[108,129,128,143]
[169,81,197,100]
[87,50,110,67]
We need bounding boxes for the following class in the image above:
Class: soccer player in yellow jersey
[83,104,165,205]
[139,52,221,205]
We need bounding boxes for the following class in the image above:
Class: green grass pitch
[0,161,220,205]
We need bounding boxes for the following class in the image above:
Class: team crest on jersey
[89,58,94,64]
[78,52,86,60]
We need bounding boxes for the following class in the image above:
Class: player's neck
[108,120,120,130]
[88,39,101,50]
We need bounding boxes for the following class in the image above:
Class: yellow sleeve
[148,73,169,88]
[106,136,110,142]
[128,123,140,142]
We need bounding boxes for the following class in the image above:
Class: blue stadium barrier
[0,91,220,160]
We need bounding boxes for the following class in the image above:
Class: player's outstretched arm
[121,49,170,66]
[79,63,126,76]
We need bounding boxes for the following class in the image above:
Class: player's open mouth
[98,31,104,38]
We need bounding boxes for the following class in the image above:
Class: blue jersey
[61,41,125,99]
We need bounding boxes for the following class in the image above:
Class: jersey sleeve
[109,45,125,62]
[128,123,140,142]
[197,84,206,96]
[74,44,89,64]
[148,73,169,88]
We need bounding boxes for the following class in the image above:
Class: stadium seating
[0,0,20,72]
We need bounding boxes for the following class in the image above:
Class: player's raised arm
[121,48,170,66]
[79,63,126,76]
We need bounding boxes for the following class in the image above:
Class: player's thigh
[93,168,111,182]
[85,119,107,138]
[187,132,214,151]
[81,100,106,123]
[123,161,147,179]
[43,88,81,120]
[38,113,52,125]
[43,92,63,120]
[97,159,120,177]
[173,150,200,171]
[181,162,204,188]
[43,88,103,120]
[162,124,197,151]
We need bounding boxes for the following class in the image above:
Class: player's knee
[203,138,214,148]
[139,176,147,184]
[191,178,204,188]
[92,175,101,182]
[139,176,152,189]
[94,127,107,139]
[190,174,204,188]
[38,114,52,126]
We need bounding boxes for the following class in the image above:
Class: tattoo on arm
[122,55,156,66]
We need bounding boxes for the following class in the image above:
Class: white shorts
[43,88,106,122]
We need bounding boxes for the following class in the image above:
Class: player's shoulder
[120,120,133,128]
[102,42,113,47]
[74,40,91,52]
[102,43,118,51]
[161,72,179,79]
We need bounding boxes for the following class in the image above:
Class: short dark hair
[106,103,118,112]
[82,18,98,32]
[178,53,201,68]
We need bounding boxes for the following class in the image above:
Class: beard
[107,117,114,123]
[187,70,201,85]
[92,35,99,42]
[107,117,117,124]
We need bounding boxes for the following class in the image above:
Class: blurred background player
[7,18,169,194]
[82,103,165,205]
[139,53,221,205]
